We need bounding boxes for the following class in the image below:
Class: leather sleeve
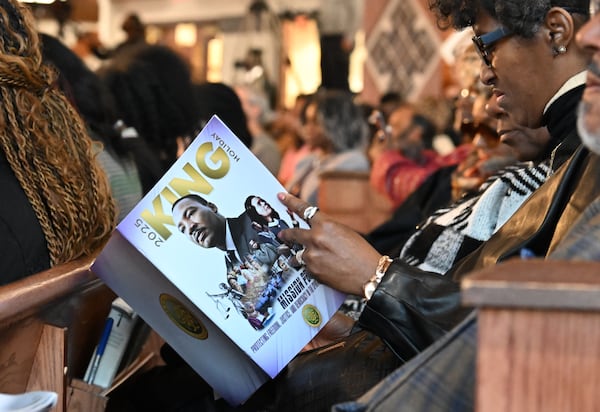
[358,259,473,362]
[359,148,596,363]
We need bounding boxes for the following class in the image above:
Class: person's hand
[301,311,355,351]
[276,192,383,296]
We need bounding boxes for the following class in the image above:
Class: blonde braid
[0,0,115,265]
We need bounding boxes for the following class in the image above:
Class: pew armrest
[461,259,600,412]
[0,255,164,412]
[0,255,97,327]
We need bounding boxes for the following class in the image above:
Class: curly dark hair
[429,0,589,37]
[39,34,121,152]
[99,44,199,168]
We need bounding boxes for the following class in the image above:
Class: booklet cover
[92,115,346,405]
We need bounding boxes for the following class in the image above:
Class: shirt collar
[225,221,237,254]
[544,71,587,114]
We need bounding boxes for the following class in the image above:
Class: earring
[554,45,567,55]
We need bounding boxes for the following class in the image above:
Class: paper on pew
[83,297,139,388]
[0,391,57,412]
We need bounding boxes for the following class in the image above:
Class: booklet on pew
[91,115,346,405]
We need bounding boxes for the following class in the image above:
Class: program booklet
[92,115,346,405]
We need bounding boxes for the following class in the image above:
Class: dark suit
[227,212,258,260]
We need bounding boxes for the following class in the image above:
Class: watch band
[363,255,393,301]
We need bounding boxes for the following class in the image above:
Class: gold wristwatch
[363,255,393,301]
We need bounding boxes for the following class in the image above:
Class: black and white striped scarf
[399,161,551,275]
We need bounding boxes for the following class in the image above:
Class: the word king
[140,138,231,240]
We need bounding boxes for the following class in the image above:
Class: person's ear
[207,201,218,213]
[544,7,575,56]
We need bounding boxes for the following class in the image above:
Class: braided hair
[0,0,115,265]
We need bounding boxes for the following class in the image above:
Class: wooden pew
[318,170,394,234]
[462,259,600,412]
[0,255,164,412]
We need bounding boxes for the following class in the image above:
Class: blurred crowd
[3,0,600,411]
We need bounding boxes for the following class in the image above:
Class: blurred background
[25,0,461,110]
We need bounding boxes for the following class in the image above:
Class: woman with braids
[0,0,115,285]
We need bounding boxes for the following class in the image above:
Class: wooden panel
[318,170,394,234]
[477,308,600,412]
[0,256,113,412]
[463,260,600,412]
[66,380,108,412]
[462,259,600,311]
[26,325,67,412]
[0,254,168,412]
[42,283,115,380]
[0,318,44,393]
[0,255,116,381]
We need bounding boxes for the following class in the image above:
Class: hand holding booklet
[92,116,346,405]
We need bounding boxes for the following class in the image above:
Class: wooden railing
[318,170,394,234]
[0,254,164,412]
[462,259,600,412]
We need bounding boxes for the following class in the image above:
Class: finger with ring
[303,206,319,221]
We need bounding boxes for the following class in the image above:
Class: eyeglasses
[472,26,513,68]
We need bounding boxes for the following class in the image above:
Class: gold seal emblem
[159,293,208,339]
[301,304,322,327]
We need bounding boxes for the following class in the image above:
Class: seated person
[263,2,591,410]
[0,0,115,285]
[105,1,594,410]
[98,44,200,172]
[39,33,144,221]
[378,91,404,122]
[337,112,600,410]
[285,90,370,205]
[369,102,471,208]
[450,88,520,199]
[276,93,314,187]
[365,92,545,258]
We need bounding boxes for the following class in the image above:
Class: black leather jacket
[358,86,597,361]
[360,147,600,361]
